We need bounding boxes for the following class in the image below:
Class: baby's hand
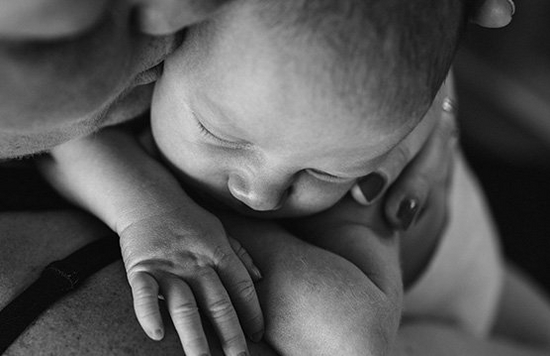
[118,206,264,356]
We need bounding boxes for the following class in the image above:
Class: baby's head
[151,0,466,218]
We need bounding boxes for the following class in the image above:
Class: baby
[40,0,503,355]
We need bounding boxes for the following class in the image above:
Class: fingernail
[153,328,164,340]
[251,330,264,343]
[397,198,420,231]
[251,266,263,281]
[507,0,516,15]
[357,173,386,203]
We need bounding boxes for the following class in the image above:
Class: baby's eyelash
[193,113,249,149]
[196,119,216,139]
[193,112,228,144]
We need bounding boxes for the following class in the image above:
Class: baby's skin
[40,3,448,356]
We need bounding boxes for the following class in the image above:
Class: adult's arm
[299,162,550,355]
[295,200,550,355]
[0,205,404,356]
[219,212,403,356]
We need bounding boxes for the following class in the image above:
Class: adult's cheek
[0,2,134,132]
[135,0,231,35]
[0,0,109,39]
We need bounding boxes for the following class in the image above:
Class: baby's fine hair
[188,0,468,126]
[251,0,468,125]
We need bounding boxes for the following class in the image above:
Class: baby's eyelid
[193,111,244,147]
[195,117,223,141]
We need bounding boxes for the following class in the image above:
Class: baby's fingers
[217,251,264,344]
[128,271,164,341]
[190,268,251,356]
[160,277,210,356]
[228,236,262,282]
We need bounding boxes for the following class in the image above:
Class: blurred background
[456,0,550,292]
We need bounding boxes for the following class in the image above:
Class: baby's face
[151,17,438,218]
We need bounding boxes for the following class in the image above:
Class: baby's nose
[227,174,291,211]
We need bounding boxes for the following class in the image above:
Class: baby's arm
[395,265,550,356]
[39,127,263,356]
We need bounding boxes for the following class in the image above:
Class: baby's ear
[134,0,230,35]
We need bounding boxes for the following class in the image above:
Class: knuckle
[180,334,205,349]
[180,335,208,352]
[234,279,256,302]
[229,236,241,249]
[219,332,246,348]
[208,298,236,320]
[229,238,246,257]
[235,245,249,260]
[171,300,200,320]
[193,264,215,279]
[132,283,158,301]
[213,246,235,267]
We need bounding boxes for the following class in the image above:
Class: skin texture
[0,0,520,354]
[0,0,230,159]
[41,130,266,356]
[0,0,110,39]
[38,2,442,352]
[151,7,437,218]
[0,206,401,356]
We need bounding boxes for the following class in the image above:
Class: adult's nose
[227,173,292,212]
[0,0,109,39]
[132,0,230,35]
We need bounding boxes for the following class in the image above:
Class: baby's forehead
[181,2,431,135]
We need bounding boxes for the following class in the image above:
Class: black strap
[0,235,121,354]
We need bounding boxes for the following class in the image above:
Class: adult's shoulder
[0,210,186,355]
